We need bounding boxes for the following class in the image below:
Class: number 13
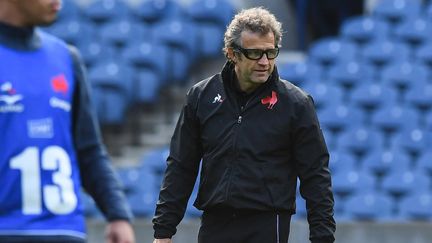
[10,146,78,215]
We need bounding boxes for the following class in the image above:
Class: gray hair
[223,7,283,57]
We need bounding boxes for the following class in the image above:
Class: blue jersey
[0,30,86,239]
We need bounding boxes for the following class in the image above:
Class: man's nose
[257,53,269,64]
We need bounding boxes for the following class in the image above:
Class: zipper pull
[237,116,242,124]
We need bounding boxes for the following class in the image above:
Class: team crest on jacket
[261,91,278,109]
[212,93,223,103]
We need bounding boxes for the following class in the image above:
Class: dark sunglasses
[233,44,279,60]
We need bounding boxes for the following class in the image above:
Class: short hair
[223,7,283,57]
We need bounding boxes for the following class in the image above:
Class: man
[153,7,336,243]
[0,0,135,242]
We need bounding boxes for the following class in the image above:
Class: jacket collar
[0,21,41,51]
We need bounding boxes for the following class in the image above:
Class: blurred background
[43,0,432,242]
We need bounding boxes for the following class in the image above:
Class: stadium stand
[44,0,432,229]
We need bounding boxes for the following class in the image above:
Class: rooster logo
[51,74,69,95]
[261,91,278,109]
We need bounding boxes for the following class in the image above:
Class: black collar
[0,21,41,50]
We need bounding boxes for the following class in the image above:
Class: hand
[105,220,135,243]
[153,238,172,243]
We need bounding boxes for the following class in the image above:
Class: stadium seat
[194,23,225,57]
[362,148,411,177]
[371,104,420,134]
[395,16,432,47]
[318,104,365,132]
[82,0,130,24]
[115,166,142,193]
[344,191,395,221]
[277,60,323,87]
[308,37,358,68]
[123,41,170,83]
[140,146,169,175]
[332,168,376,197]
[80,191,102,218]
[405,80,432,111]
[328,150,357,174]
[381,59,429,91]
[415,42,432,67]
[415,150,432,174]
[381,170,430,196]
[350,81,398,111]
[372,0,422,25]
[57,0,82,21]
[88,60,134,98]
[99,18,151,48]
[392,127,431,156]
[127,189,158,217]
[337,126,385,157]
[92,87,129,125]
[133,0,186,23]
[340,16,390,45]
[77,39,117,67]
[361,40,411,69]
[398,191,432,220]
[302,82,344,111]
[132,69,161,104]
[43,19,94,46]
[186,0,234,28]
[327,60,375,89]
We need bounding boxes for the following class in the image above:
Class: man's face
[13,0,61,27]
[231,30,277,93]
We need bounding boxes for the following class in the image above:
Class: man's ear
[227,48,236,63]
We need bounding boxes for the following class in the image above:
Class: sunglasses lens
[267,49,279,59]
[246,50,263,60]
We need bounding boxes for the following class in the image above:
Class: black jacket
[153,62,335,242]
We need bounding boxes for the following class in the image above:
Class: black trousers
[198,208,291,243]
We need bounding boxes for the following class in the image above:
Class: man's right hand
[153,239,172,243]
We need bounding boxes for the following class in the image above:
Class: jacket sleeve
[69,46,133,222]
[152,88,203,239]
[293,95,336,243]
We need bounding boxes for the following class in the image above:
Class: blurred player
[0,0,135,242]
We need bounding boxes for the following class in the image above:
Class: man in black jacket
[0,0,134,242]
[153,7,335,243]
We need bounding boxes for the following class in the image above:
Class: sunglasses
[233,44,279,60]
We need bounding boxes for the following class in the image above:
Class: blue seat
[372,0,422,25]
[42,19,94,46]
[406,80,432,110]
[327,60,374,88]
[332,168,376,197]
[57,0,82,21]
[80,191,103,219]
[398,191,432,220]
[381,170,429,196]
[277,60,323,87]
[415,41,432,65]
[140,146,169,175]
[127,189,158,217]
[133,0,186,23]
[132,69,161,104]
[344,191,395,221]
[77,40,117,67]
[328,150,357,174]
[381,59,429,91]
[123,41,170,83]
[88,60,133,97]
[416,150,432,174]
[392,127,431,155]
[91,87,128,125]
[187,0,234,27]
[194,23,224,57]
[318,105,365,132]
[82,0,130,23]
[115,166,159,194]
[361,40,411,68]
[340,16,390,45]
[337,126,385,157]
[395,16,432,47]
[302,82,344,111]
[362,148,411,177]
[99,18,151,48]
[308,37,358,67]
[350,81,398,111]
[371,104,420,134]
